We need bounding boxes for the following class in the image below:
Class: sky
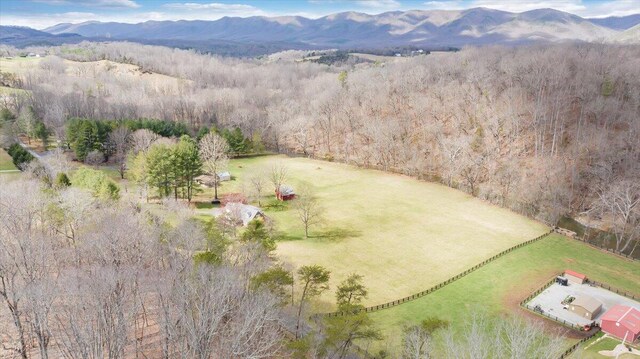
[0,0,638,29]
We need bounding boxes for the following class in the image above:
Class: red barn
[276,185,295,201]
[600,305,640,342]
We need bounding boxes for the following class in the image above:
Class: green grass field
[0,56,41,75]
[573,334,639,358]
[0,86,28,95]
[365,234,640,354]
[0,148,17,171]
[194,155,548,309]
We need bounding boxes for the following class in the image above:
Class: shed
[568,295,602,320]
[217,171,231,182]
[564,270,587,284]
[276,185,295,201]
[195,174,216,187]
[601,305,640,342]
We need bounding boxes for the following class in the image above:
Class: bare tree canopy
[0,179,288,359]
[4,42,636,227]
[199,131,229,201]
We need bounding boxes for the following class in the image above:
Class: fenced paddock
[365,234,640,356]
[523,278,640,328]
[319,231,553,317]
[207,155,549,308]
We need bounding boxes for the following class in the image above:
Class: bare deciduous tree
[403,325,433,359]
[269,162,288,194]
[249,172,266,206]
[108,125,132,179]
[442,313,565,359]
[199,132,229,202]
[596,180,640,254]
[130,128,158,154]
[293,186,324,239]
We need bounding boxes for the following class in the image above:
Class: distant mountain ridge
[0,26,84,47]
[1,7,638,52]
[589,14,640,30]
[39,8,638,47]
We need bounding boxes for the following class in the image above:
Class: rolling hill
[40,8,637,47]
[0,26,84,47]
[1,8,638,53]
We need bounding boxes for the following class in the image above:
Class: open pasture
[365,234,640,354]
[195,155,548,308]
[0,148,17,171]
[0,56,42,74]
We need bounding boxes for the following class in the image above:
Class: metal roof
[223,203,264,226]
[565,269,587,280]
[571,295,602,313]
[278,185,295,195]
[601,305,640,335]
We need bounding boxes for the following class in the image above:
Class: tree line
[1,43,636,251]
[0,171,565,358]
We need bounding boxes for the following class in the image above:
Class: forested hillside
[2,42,639,250]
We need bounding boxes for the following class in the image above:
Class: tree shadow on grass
[275,227,362,243]
[275,232,302,242]
[309,227,362,242]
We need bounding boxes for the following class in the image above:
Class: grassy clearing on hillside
[0,86,28,95]
[1,56,187,91]
[193,155,548,309]
[0,148,17,171]
[0,56,41,74]
[366,234,640,354]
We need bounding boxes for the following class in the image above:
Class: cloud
[579,0,640,18]
[34,0,140,8]
[1,12,98,28]
[3,0,637,29]
[0,3,270,29]
[162,2,260,12]
[469,0,585,14]
[422,1,466,10]
[356,0,401,9]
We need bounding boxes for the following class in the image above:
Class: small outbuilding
[217,171,231,182]
[564,270,587,284]
[568,295,602,320]
[195,174,215,187]
[601,305,640,342]
[276,185,295,201]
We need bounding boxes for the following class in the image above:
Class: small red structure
[564,269,587,284]
[600,305,640,342]
[220,193,247,206]
[276,185,295,201]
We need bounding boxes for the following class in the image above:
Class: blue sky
[0,0,638,29]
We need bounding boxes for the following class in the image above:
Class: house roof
[571,295,602,313]
[278,185,295,196]
[217,171,230,177]
[565,269,587,280]
[601,305,640,335]
[224,202,263,226]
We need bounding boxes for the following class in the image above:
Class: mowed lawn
[366,234,640,354]
[573,334,639,358]
[196,155,548,308]
[0,148,18,171]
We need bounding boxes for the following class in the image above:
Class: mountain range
[1,8,639,53]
